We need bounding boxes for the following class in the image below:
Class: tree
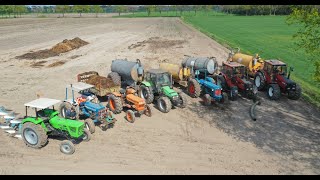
[287,6,320,82]
[91,5,103,17]
[127,5,138,15]
[73,5,90,17]
[146,5,156,16]
[56,5,69,17]
[115,5,125,16]
[205,5,213,16]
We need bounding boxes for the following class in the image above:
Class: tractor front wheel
[288,84,302,100]
[108,94,123,114]
[178,93,188,108]
[187,79,201,98]
[254,72,266,91]
[59,102,78,120]
[126,110,136,123]
[82,129,92,142]
[84,118,95,134]
[157,96,172,113]
[144,104,152,117]
[22,122,48,149]
[203,94,212,106]
[267,84,281,100]
[138,85,154,104]
[60,140,75,155]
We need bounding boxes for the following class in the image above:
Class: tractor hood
[199,79,221,90]
[84,101,105,111]
[161,86,178,97]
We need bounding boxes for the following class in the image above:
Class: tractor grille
[70,127,77,134]
[98,109,107,119]
[215,89,221,96]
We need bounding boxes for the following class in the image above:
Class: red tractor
[254,59,301,100]
[216,61,258,101]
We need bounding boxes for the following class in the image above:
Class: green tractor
[139,69,187,113]
[13,98,91,155]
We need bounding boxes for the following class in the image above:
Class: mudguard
[22,117,48,132]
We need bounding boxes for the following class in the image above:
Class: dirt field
[0,17,319,175]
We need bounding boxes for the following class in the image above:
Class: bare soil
[0,17,319,175]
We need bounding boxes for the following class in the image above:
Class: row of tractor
[0,48,301,155]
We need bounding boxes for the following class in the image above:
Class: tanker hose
[249,100,261,121]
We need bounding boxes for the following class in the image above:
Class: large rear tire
[108,94,123,114]
[22,122,48,149]
[267,84,281,100]
[107,72,121,86]
[254,72,266,91]
[187,79,201,98]
[288,84,301,100]
[157,96,172,113]
[138,85,154,104]
[84,118,95,134]
[59,102,78,120]
[60,140,75,155]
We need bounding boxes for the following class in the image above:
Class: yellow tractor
[227,48,264,77]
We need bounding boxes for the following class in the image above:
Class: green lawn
[116,12,320,107]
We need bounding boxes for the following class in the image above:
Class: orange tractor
[107,87,152,123]
[77,71,152,123]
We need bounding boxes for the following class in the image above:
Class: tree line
[3,5,319,18]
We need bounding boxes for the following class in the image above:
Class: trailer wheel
[157,96,172,113]
[203,94,212,106]
[107,72,121,86]
[84,118,95,134]
[138,85,154,104]
[22,122,48,149]
[288,84,301,100]
[108,94,123,114]
[187,79,201,98]
[254,72,266,91]
[126,110,136,123]
[60,140,75,155]
[144,104,152,117]
[82,129,92,142]
[267,84,281,100]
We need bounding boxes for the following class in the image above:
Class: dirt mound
[128,37,186,50]
[30,61,47,68]
[47,60,66,68]
[87,75,116,89]
[16,37,89,60]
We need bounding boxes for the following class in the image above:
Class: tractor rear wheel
[203,94,212,106]
[144,104,152,117]
[288,84,302,100]
[82,128,92,142]
[178,93,188,108]
[138,85,154,104]
[108,94,123,114]
[254,72,266,91]
[187,79,201,98]
[59,102,78,120]
[229,86,238,101]
[107,72,121,86]
[126,110,136,123]
[84,118,95,134]
[22,122,48,149]
[157,96,172,113]
[60,140,75,155]
[267,84,281,100]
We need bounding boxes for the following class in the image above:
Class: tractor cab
[145,69,173,93]
[24,98,61,120]
[222,61,246,79]
[264,60,288,78]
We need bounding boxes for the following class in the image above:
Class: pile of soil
[47,60,66,68]
[30,60,47,68]
[87,75,116,89]
[128,37,186,50]
[16,37,89,60]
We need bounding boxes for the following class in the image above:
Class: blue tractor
[194,69,229,106]
[59,82,117,134]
